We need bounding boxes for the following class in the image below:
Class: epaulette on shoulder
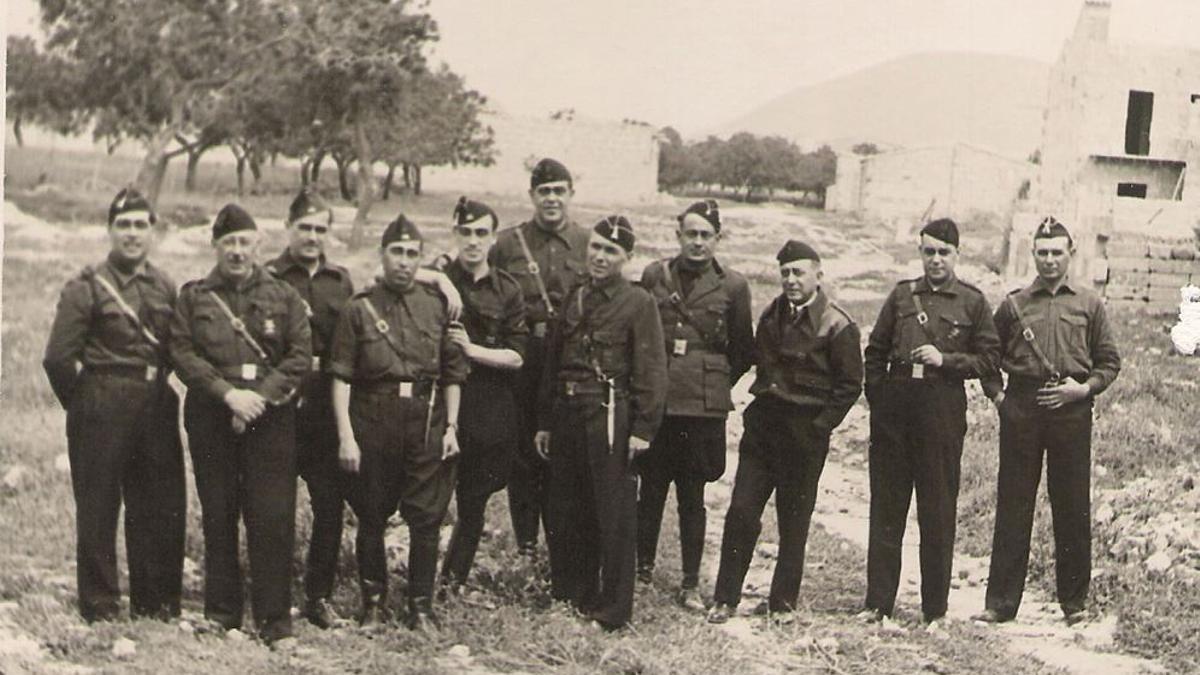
[264,263,280,277]
[955,278,984,295]
[180,278,205,293]
[351,286,375,300]
[494,266,521,288]
[827,300,855,325]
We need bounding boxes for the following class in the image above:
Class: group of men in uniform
[44,157,1120,643]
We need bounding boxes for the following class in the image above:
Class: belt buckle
[533,322,547,338]
[241,363,257,380]
[911,363,925,379]
[312,356,322,372]
[145,365,158,382]
[398,381,414,398]
[565,381,577,397]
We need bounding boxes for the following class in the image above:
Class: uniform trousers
[984,389,1092,618]
[546,392,638,628]
[865,378,967,620]
[184,391,296,641]
[66,371,185,621]
[636,415,725,588]
[296,373,346,602]
[713,397,829,611]
[508,335,550,552]
[345,387,454,604]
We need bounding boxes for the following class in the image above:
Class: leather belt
[84,363,164,382]
[355,378,434,398]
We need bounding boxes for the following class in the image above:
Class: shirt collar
[529,218,579,248]
[104,253,150,286]
[271,248,331,276]
[780,288,826,329]
[588,272,625,299]
[1031,275,1076,296]
[204,264,263,291]
[915,275,959,296]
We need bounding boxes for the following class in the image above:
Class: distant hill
[713,52,1050,159]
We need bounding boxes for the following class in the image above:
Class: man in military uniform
[636,200,754,611]
[171,204,312,644]
[437,198,529,589]
[328,214,469,630]
[491,158,589,556]
[263,189,354,628]
[973,217,1121,626]
[708,241,862,624]
[534,215,667,630]
[44,188,185,623]
[861,218,1000,625]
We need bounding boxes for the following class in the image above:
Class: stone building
[826,142,1034,228]
[423,111,661,205]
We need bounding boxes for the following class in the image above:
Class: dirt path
[695,399,1165,674]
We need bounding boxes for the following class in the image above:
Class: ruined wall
[423,112,661,205]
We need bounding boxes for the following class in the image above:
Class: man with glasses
[860,219,999,627]
[708,240,862,624]
[437,197,529,590]
[44,188,186,623]
[973,217,1120,626]
[491,158,589,557]
[263,189,354,629]
[636,200,754,611]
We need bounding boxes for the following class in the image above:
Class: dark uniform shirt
[864,276,1000,391]
[750,289,863,432]
[539,274,668,441]
[640,257,755,418]
[490,219,589,328]
[264,249,354,370]
[980,276,1121,398]
[445,259,529,373]
[170,265,312,404]
[44,254,176,406]
[327,282,469,386]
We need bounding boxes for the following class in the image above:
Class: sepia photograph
[1,0,1198,672]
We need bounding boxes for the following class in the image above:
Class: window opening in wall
[1117,182,1147,199]
[1125,91,1154,156]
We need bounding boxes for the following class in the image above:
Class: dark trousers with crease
[508,336,549,551]
[636,415,724,589]
[984,390,1092,618]
[66,372,185,621]
[296,374,346,603]
[345,389,455,604]
[443,429,514,585]
[185,391,296,641]
[546,393,638,628]
[865,378,966,620]
[713,398,828,612]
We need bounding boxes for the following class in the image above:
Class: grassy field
[2,143,1197,673]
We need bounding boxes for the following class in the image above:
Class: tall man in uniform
[328,215,469,630]
[636,200,754,611]
[491,158,589,555]
[534,215,668,630]
[861,219,999,625]
[264,189,353,628]
[708,241,862,623]
[44,188,185,623]
[171,204,312,644]
[438,198,529,589]
[973,217,1121,626]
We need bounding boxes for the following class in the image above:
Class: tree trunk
[12,117,23,147]
[335,156,352,201]
[248,152,263,194]
[134,128,178,209]
[381,163,396,200]
[311,149,326,181]
[235,156,247,197]
[349,119,377,250]
[412,164,422,196]
[300,158,312,187]
[184,146,206,192]
[402,162,412,189]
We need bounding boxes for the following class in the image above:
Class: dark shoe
[304,598,339,630]
[706,602,734,624]
[1063,608,1090,626]
[358,581,388,628]
[752,601,795,625]
[678,587,706,612]
[636,567,653,585]
[407,598,440,632]
[971,608,1012,624]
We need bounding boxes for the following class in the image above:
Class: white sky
[6,0,1200,136]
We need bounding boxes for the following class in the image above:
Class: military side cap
[212,203,257,241]
[1034,216,1072,241]
[594,215,635,253]
[109,187,155,226]
[453,195,498,230]
[288,188,332,225]
[382,213,423,247]
[530,158,572,188]
[678,199,722,231]
[777,239,820,264]
[920,218,960,247]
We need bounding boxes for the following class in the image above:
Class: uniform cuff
[328,362,355,382]
[208,379,234,401]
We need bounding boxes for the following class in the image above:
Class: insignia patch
[264,319,276,336]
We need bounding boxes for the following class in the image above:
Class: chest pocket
[356,320,397,379]
[97,303,137,346]
[192,306,233,361]
[1058,311,1091,363]
[471,305,504,347]
[247,298,288,355]
[937,314,971,351]
[589,329,627,376]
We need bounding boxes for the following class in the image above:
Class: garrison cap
[594,215,635,253]
[920,218,960,247]
[1034,216,1073,243]
[212,203,257,241]
[530,158,572,189]
[287,188,333,225]
[678,199,722,232]
[777,239,820,265]
[453,195,498,230]
[381,213,423,247]
[108,188,155,226]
